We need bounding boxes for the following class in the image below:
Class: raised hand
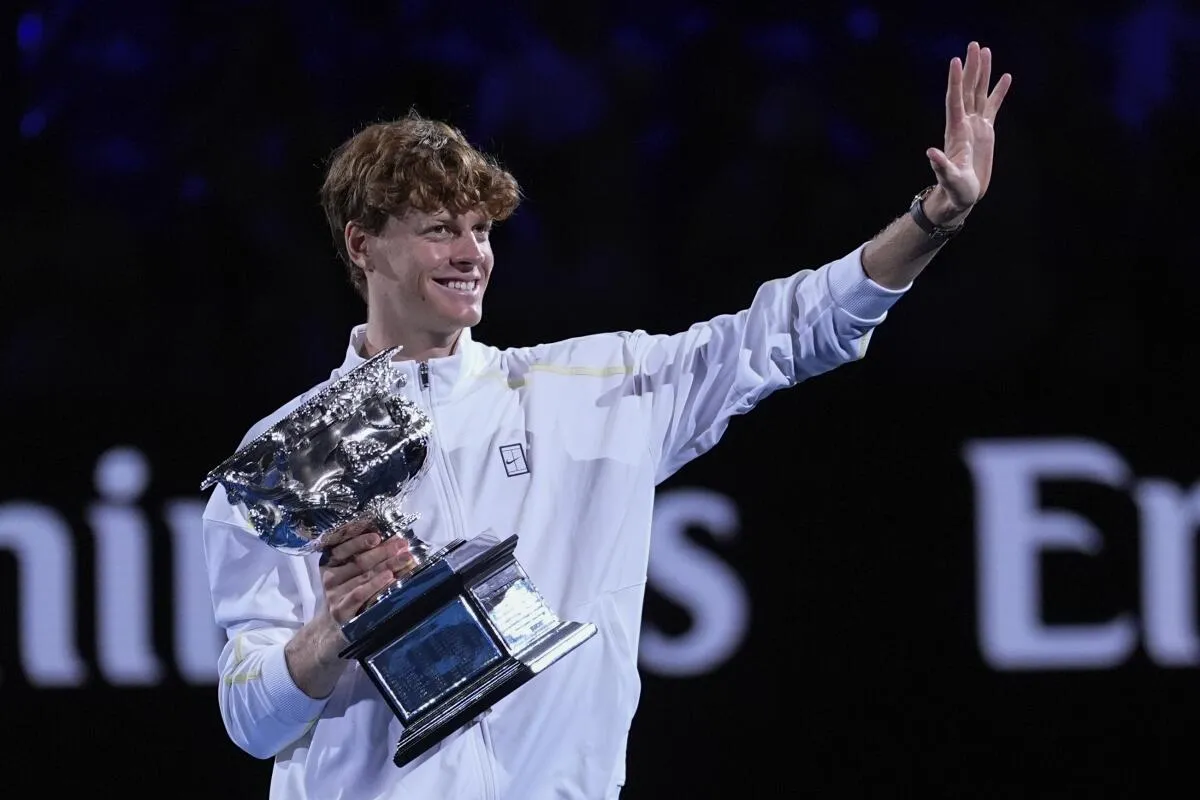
[926,41,1013,218]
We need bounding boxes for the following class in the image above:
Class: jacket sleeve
[202,486,329,759]
[636,243,908,484]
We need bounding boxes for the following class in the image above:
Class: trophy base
[392,619,595,768]
[338,530,597,769]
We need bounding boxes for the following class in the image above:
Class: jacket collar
[333,324,485,403]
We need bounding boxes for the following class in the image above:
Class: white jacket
[201,243,907,799]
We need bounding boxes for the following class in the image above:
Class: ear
[345,221,372,271]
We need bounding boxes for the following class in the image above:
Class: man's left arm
[639,41,1011,483]
[862,41,1012,289]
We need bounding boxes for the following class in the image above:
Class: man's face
[356,207,494,337]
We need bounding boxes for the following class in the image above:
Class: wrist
[313,610,350,667]
[923,185,971,227]
[284,613,350,700]
[293,610,348,669]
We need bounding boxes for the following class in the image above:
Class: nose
[450,232,486,268]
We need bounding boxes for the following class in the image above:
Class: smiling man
[321,121,518,363]
[202,41,1011,800]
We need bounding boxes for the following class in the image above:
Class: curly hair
[319,110,522,300]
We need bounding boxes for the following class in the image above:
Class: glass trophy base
[338,530,598,768]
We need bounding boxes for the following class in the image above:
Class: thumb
[926,147,954,181]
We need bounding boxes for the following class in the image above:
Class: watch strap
[909,185,963,241]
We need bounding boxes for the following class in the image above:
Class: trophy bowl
[200,346,438,566]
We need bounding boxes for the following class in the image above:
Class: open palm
[927,42,1012,210]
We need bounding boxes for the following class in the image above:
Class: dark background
[5,2,1200,797]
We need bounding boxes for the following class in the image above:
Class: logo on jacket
[499,443,530,477]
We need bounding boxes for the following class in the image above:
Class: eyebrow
[422,214,491,228]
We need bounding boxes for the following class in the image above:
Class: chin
[437,309,482,331]
[459,306,484,327]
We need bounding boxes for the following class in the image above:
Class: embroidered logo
[499,443,530,477]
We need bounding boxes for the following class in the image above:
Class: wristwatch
[909,185,964,242]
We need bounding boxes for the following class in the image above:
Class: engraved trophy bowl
[200,346,438,568]
[201,346,596,767]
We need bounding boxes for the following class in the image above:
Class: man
[202,42,1011,799]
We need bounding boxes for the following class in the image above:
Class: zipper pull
[418,361,430,390]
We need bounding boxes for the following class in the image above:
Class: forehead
[402,207,490,225]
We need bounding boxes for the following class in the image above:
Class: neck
[362,319,462,362]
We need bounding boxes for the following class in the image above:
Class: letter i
[87,446,163,685]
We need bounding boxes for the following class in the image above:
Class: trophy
[200,346,597,767]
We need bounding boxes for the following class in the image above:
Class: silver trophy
[200,346,596,767]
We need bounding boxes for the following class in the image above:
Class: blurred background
[5,1,1200,797]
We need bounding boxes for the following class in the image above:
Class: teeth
[444,280,477,291]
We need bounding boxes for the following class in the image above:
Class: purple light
[20,109,47,139]
[846,8,880,41]
[17,12,43,53]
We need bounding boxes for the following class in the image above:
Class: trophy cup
[200,346,597,767]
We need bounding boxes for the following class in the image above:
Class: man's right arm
[283,525,411,699]
[203,505,332,760]
[204,497,413,759]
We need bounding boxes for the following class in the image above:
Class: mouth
[431,278,480,296]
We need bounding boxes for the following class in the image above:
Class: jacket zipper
[418,359,493,797]
[417,361,469,542]
[478,713,499,798]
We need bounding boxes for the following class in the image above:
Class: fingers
[975,46,991,116]
[946,56,964,129]
[322,536,408,589]
[985,72,1013,122]
[320,517,374,550]
[330,566,401,624]
[956,41,1012,123]
[325,549,411,622]
[961,42,980,114]
[347,567,402,609]
[324,526,383,566]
